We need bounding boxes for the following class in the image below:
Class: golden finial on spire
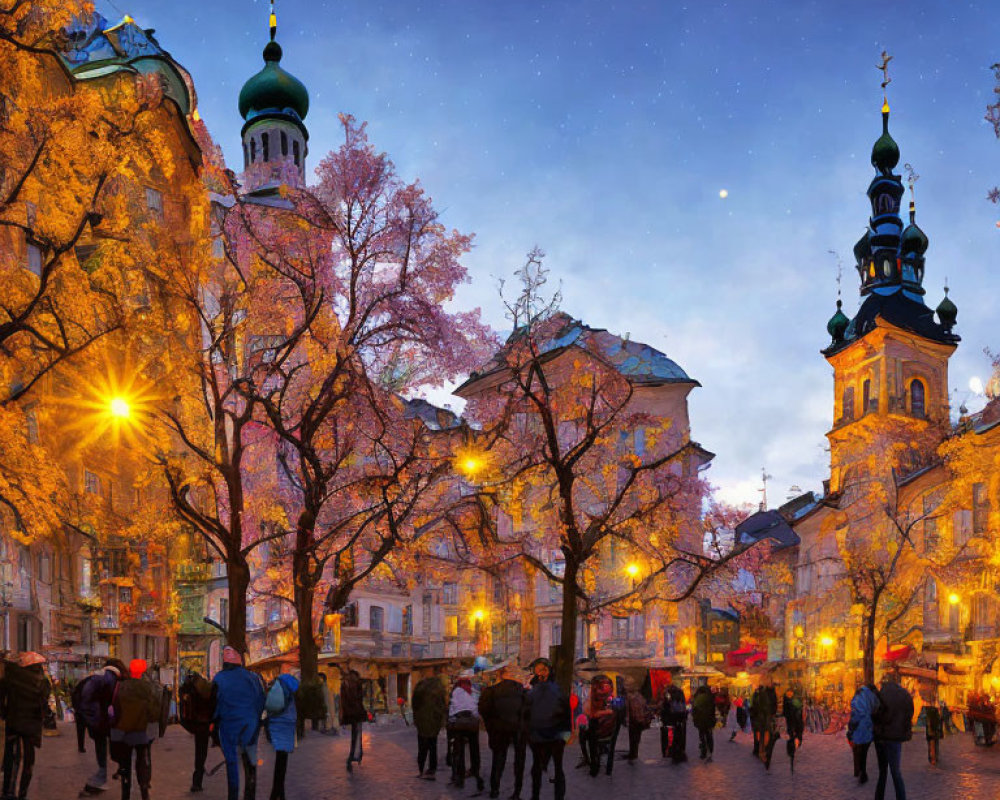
[877,50,893,112]
[269,0,277,41]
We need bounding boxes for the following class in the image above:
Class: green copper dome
[238,40,309,122]
[871,103,899,175]
[900,202,928,256]
[936,288,957,329]
[827,300,849,342]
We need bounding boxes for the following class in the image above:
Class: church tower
[823,78,959,494]
[237,1,309,193]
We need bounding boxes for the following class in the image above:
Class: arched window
[292,140,300,167]
[841,386,855,423]
[910,379,926,418]
[243,143,249,167]
[281,131,288,156]
[261,132,270,162]
[862,378,872,414]
[249,138,256,163]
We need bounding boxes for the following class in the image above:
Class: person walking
[178,670,216,793]
[524,658,570,800]
[657,674,687,763]
[76,659,126,796]
[732,695,748,741]
[109,659,161,800]
[847,683,879,784]
[339,669,367,771]
[581,674,618,777]
[692,685,716,762]
[479,665,527,799]
[623,679,652,763]
[447,674,483,792]
[873,674,914,800]
[924,696,942,766]
[0,652,50,800]
[412,671,447,780]
[213,646,265,800]
[264,664,298,800]
[751,678,778,769]
[781,687,804,771]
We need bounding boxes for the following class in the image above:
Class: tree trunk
[555,558,579,692]
[226,556,250,654]
[296,577,318,682]
[862,602,878,686]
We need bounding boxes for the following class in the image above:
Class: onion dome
[827,299,850,342]
[935,286,957,330]
[871,99,900,175]
[238,39,309,123]
[900,201,928,256]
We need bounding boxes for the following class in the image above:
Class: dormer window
[910,379,926,418]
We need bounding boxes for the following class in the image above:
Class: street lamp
[109,396,131,419]
[625,562,640,580]
[948,593,961,606]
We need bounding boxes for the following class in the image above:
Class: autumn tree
[225,115,491,678]
[458,252,738,690]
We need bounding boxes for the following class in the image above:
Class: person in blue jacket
[264,664,298,800]
[847,683,880,784]
[213,646,265,800]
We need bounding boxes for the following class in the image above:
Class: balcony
[596,639,656,660]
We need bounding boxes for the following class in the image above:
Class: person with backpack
[847,683,879,784]
[264,664,298,800]
[624,678,653,763]
[339,669,367,771]
[213,646,266,800]
[524,658,570,800]
[0,652,50,800]
[76,659,127,796]
[873,674,914,800]
[412,670,447,780]
[478,664,527,798]
[178,670,217,793]
[109,659,161,800]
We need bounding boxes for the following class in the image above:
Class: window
[37,553,51,583]
[402,604,413,635]
[119,587,132,604]
[281,131,288,156]
[145,187,163,218]
[262,132,270,162]
[24,407,38,443]
[444,614,458,637]
[841,386,855,422]
[84,470,102,495]
[442,582,458,605]
[910,379,926,418]
[662,626,676,657]
[250,138,257,162]
[862,378,872,414]
[548,580,561,604]
[954,509,972,549]
[340,602,358,627]
[219,598,229,627]
[26,241,42,276]
[973,482,989,535]
[923,494,939,550]
[243,143,249,167]
[612,616,629,640]
[552,623,562,646]
[369,605,384,632]
[292,140,300,166]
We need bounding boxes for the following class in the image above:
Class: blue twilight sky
[108,0,998,507]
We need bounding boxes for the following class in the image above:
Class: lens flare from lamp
[626,563,640,578]
[819,635,834,648]
[109,396,131,419]
[948,593,961,605]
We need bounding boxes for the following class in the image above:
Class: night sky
[108,0,999,507]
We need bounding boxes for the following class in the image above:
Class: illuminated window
[444,614,458,637]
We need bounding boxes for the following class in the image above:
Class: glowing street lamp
[109,396,131,419]
[948,593,961,606]
[819,634,835,648]
[471,608,486,623]
[625,562,640,580]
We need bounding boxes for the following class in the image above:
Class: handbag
[449,710,480,733]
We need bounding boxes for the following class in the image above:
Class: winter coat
[924,704,942,740]
[75,667,119,734]
[691,688,716,732]
[658,685,687,725]
[179,672,216,733]
[524,679,571,744]
[847,685,880,745]
[339,674,367,725]
[412,676,448,738]
[110,677,161,747]
[266,674,298,753]
[0,661,50,747]
[750,686,777,728]
[213,664,266,762]
[874,682,914,743]
[782,694,804,735]
[479,679,526,743]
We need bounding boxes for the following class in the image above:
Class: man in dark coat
[751,678,778,768]
[0,652,50,800]
[479,665,527,799]
[339,669,367,770]
[213,646,265,800]
[524,659,570,800]
[412,671,447,779]
[178,670,217,793]
[76,658,126,796]
[110,659,162,800]
[657,673,687,763]
[873,674,914,800]
[691,685,716,761]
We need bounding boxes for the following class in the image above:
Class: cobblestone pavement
[33,720,1000,800]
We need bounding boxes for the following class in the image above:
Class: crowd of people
[0,648,995,800]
